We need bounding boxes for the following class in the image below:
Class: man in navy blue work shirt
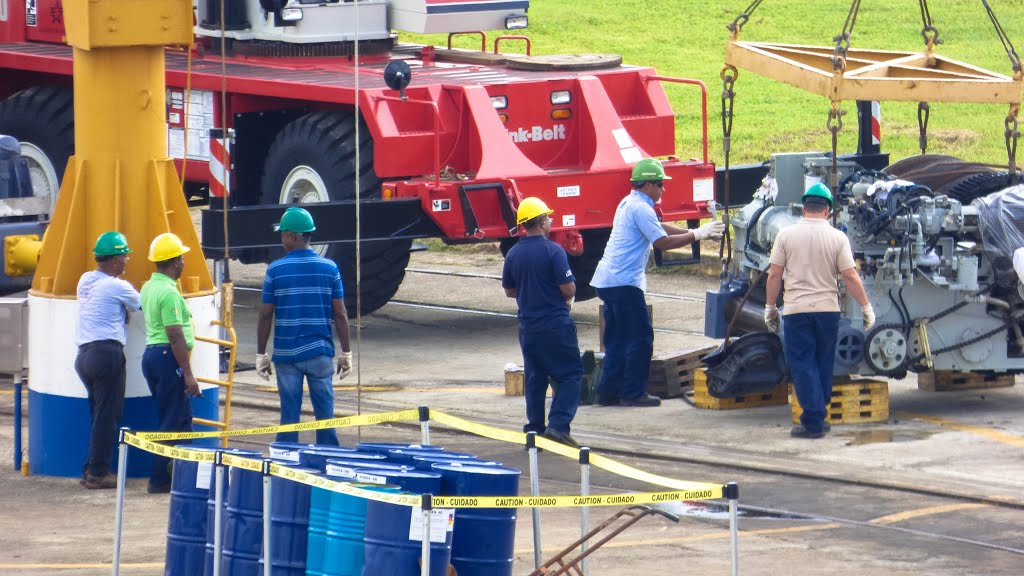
[256,207,351,445]
[590,159,725,407]
[502,197,582,447]
[75,231,141,489]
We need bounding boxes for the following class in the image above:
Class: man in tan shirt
[764,183,875,438]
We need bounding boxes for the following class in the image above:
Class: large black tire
[0,86,74,217]
[568,228,611,302]
[260,111,412,317]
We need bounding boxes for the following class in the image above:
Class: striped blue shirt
[262,249,344,363]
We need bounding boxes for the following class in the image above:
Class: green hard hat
[802,182,834,209]
[274,206,316,233]
[631,158,672,181]
[93,231,132,256]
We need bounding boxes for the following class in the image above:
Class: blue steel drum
[356,442,444,455]
[305,473,351,576]
[387,448,475,466]
[350,468,442,495]
[297,447,363,472]
[324,459,409,480]
[165,447,218,576]
[220,464,266,576]
[362,500,454,576]
[258,464,318,576]
[434,464,522,576]
[412,456,502,471]
[201,449,262,576]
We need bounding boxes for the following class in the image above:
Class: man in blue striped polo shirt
[256,207,351,445]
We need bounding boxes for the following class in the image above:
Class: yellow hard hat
[148,232,191,262]
[516,197,554,225]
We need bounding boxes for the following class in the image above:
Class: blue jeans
[519,322,583,434]
[783,312,840,434]
[596,286,653,402]
[142,345,193,487]
[274,355,339,445]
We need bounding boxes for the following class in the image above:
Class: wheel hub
[18,142,58,217]
[279,165,330,256]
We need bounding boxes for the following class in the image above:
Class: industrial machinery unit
[0,0,715,312]
[702,1,1023,395]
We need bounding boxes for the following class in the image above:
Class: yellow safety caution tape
[134,409,420,441]
[429,411,723,496]
[124,407,726,505]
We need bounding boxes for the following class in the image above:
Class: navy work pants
[74,340,126,477]
[596,286,653,403]
[519,323,582,434]
[783,312,840,434]
[142,345,193,488]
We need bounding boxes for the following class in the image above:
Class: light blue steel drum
[412,456,502,471]
[201,448,261,576]
[356,442,444,455]
[387,448,475,466]
[349,468,442,495]
[165,447,217,576]
[434,464,521,576]
[362,499,454,576]
[307,478,400,576]
[258,464,318,576]
[297,446,364,471]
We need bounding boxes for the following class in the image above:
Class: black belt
[78,339,123,352]
[146,344,171,349]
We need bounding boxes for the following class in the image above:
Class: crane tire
[261,110,412,317]
[0,86,74,217]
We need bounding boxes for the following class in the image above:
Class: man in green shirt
[140,232,200,494]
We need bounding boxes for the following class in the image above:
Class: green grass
[400,0,1023,166]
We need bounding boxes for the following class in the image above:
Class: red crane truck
[0,0,715,313]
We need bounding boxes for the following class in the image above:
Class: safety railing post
[418,406,431,446]
[213,451,226,576]
[527,431,542,570]
[13,371,23,472]
[111,427,131,576]
[726,482,740,576]
[262,459,273,576]
[420,494,433,576]
[579,447,591,576]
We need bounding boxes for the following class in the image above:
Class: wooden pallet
[917,371,1016,392]
[790,379,889,425]
[647,345,717,399]
[692,369,789,410]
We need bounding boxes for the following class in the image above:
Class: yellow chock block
[692,369,789,410]
[504,369,524,396]
[790,378,889,425]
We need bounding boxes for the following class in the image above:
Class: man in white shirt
[74,231,141,489]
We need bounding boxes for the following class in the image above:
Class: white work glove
[764,305,781,333]
[256,354,272,381]
[566,297,574,311]
[693,220,725,241]
[336,350,353,381]
[862,304,876,332]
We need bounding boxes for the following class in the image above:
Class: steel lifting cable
[720,65,738,274]
[726,0,766,36]
[827,102,844,227]
[980,1,1022,184]
[219,0,231,269]
[354,0,363,433]
[917,0,942,49]
[833,0,862,71]
[917,102,930,155]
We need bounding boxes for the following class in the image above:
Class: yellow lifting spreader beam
[724,41,1022,106]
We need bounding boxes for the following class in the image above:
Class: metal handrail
[645,75,710,165]
[494,35,531,56]
[447,31,486,52]
[191,293,237,447]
